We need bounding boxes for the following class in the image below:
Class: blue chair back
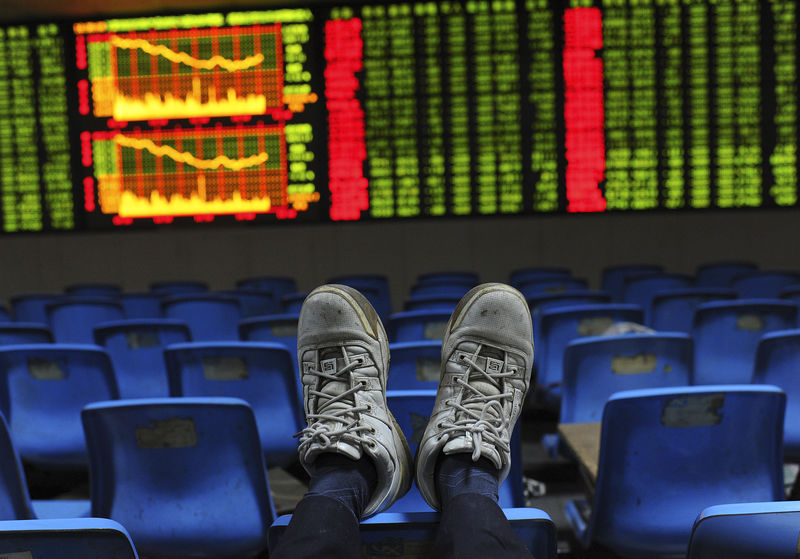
[0,344,119,468]
[586,385,785,558]
[270,508,557,559]
[601,264,663,302]
[0,518,139,558]
[0,413,34,520]
[82,397,275,559]
[388,310,451,343]
[403,294,462,312]
[561,333,693,423]
[328,276,392,320]
[692,300,798,385]
[387,341,442,390]
[239,313,300,377]
[149,281,208,296]
[408,283,471,299]
[0,324,53,345]
[733,271,800,299]
[0,308,9,323]
[753,329,800,460]
[10,295,58,325]
[236,276,296,300]
[688,502,800,559]
[649,288,737,333]
[165,342,302,468]
[162,294,242,341]
[779,285,800,322]
[281,293,308,313]
[47,298,125,344]
[94,320,192,399]
[119,293,163,319]
[510,267,571,289]
[225,290,280,318]
[518,278,589,299]
[386,390,524,511]
[416,271,478,286]
[695,261,758,288]
[537,304,644,397]
[65,284,122,297]
[622,273,693,322]
[527,291,612,364]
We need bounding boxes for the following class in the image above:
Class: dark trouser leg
[428,493,535,559]
[270,495,361,559]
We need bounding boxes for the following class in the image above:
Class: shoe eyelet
[436,422,443,429]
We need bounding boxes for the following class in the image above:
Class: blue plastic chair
[688,502,800,559]
[328,275,392,320]
[64,284,122,297]
[94,320,192,399]
[566,385,786,559]
[0,344,119,469]
[224,289,280,318]
[601,264,663,302]
[403,293,462,312]
[510,267,572,289]
[561,333,693,423]
[0,410,91,520]
[518,278,589,299]
[0,518,139,558]
[407,283,471,299]
[119,293,163,319]
[47,297,125,344]
[733,271,800,299]
[269,507,557,559]
[385,390,525,512]
[753,329,800,460]
[162,294,242,341]
[165,342,302,468]
[82,397,275,559]
[0,324,53,345]
[649,288,737,333]
[239,313,300,377]
[0,307,11,322]
[695,261,758,288]
[622,273,693,323]
[387,310,451,343]
[536,304,644,401]
[236,276,296,300]
[10,294,59,325]
[387,341,442,391]
[280,292,308,313]
[149,281,208,296]
[416,271,478,286]
[779,285,800,323]
[527,291,612,365]
[692,300,798,385]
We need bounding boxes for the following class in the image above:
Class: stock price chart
[0,0,798,232]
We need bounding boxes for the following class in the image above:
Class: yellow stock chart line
[109,36,265,72]
[114,134,269,171]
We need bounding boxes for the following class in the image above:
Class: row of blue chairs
[0,391,553,559]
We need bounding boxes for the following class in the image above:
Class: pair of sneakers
[295,282,534,517]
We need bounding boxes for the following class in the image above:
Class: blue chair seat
[0,518,138,558]
[269,508,557,559]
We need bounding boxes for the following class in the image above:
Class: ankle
[305,453,377,520]
[434,452,500,507]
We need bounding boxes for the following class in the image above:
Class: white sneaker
[296,284,412,518]
[415,283,534,510]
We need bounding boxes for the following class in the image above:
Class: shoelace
[440,345,516,461]
[296,350,371,452]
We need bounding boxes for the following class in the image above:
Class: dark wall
[1,210,790,310]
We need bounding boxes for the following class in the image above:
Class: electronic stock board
[0,0,797,232]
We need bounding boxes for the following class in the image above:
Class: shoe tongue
[467,345,505,400]
[317,347,352,406]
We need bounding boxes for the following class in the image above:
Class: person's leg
[415,283,537,559]
[270,284,413,559]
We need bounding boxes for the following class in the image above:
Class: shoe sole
[304,284,413,514]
